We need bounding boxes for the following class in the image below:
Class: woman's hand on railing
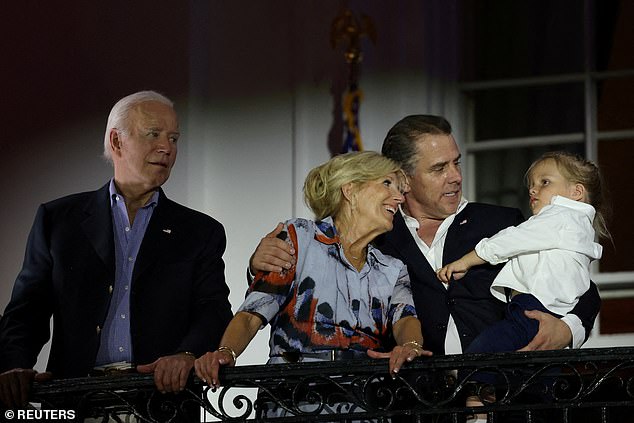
[366,343,432,377]
[194,348,236,390]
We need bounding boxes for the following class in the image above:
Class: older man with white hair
[0,91,233,409]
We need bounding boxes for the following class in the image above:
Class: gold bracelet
[217,346,237,362]
[402,340,424,356]
[403,340,423,349]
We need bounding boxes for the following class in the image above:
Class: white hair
[103,90,174,163]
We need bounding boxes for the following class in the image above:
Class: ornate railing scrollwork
[24,347,634,422]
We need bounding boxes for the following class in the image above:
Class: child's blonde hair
[525,151,612,241]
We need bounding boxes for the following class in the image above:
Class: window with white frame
[458,0,634,336]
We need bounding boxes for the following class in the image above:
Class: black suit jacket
[0,183,233,377]
[375,202,601,355]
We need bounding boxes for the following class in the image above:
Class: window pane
[600,297,634,334]
[461,1,630,80]
[474,144,585,218]
[461,0,584,80]
[598,76,634,132]
[598,138,634,272]
[596,0,634,72]
[472,84,584,141]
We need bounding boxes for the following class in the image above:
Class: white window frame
[457,2,634,293]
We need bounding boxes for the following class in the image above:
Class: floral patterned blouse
[238,217,417,358]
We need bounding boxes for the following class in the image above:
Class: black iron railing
[24,347,634,422]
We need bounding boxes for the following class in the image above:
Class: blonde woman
[195,151,431,417]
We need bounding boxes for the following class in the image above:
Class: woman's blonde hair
[525,151,612,241]
[304,151,403,220]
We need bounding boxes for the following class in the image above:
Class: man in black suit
[248,115,600,356]
[0,91,233,408]
[376,115,599,355]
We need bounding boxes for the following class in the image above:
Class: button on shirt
[95,181,158,366]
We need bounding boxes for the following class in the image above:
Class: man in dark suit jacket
[375,203,523,354]
[376,115,599,355]
[248,115,600,356]
[0,91,233,408]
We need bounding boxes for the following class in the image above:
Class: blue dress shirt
[94,180,158,366]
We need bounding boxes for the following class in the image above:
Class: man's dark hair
[381,115,452,175]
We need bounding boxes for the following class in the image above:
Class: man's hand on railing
[518,309,573,351]
[0,368,51,409]
[136,352,196,394]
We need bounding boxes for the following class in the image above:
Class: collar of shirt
[545,195,596,220]
[315,216,391,267]
[108,179,160,209]
[400,197,469,269]
[400,197,469,231]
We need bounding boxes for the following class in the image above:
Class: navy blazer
[375,202,601,355]
[0,183,233,377]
